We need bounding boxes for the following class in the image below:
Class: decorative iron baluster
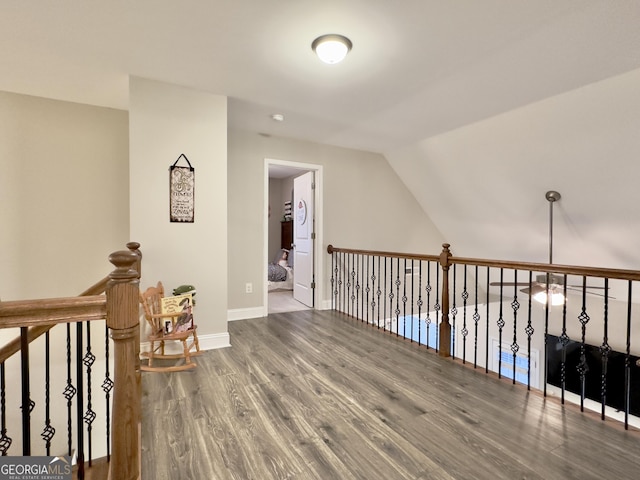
[389,258,395,333]
[347,253,353,317]
[461,265,469,364]
[64,323,76,456]
[559,275,570,404]
[434,266,440,353]
[485,267,490,373]
[451,265,457,356]
[395,257,401,337]
[330,251,336,310]
[600,277,610,420]
[376,256,382,329]
[83,321,97,465]
[365,255,371,325]
[473,265,480,368]
[624,280,633,430]
[76,321,85,477]
[20,327,32,455]
[543,275,551,397]
[409,259,414,342]
[102,324,114,460]
[41,330,55,455]
[338,252,344,314]
[0,362,12,455]
[353,254,359,321]
[371,257,377,327]
[417,261,423,346]
[510,270,520,385]
[577,276,590,412]
[496,269,505,379]
[383,257,388,331]
[425,262,432,349]
[402,258,408,339]
[525,271,535,390]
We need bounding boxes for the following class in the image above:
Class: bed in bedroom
[268,248,294,291]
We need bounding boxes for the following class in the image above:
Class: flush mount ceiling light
[312,34,352,64]
[271,113,285,122]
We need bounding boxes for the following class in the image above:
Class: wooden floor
[141,309,640,480]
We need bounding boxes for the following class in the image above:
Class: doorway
[264,159,323,315]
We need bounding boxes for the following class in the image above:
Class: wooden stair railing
[0,242,141,367]
[0,244,142,480]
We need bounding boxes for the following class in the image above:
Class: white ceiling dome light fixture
[312,34,352,64]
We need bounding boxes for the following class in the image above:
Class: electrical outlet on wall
[245,283,253,294]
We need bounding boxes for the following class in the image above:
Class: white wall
[228,129,446,313]
[386,67,640,271]
[129,77,229,348]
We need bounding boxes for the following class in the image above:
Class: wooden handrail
[327,244,640,282]
[327,242,640,359]
[0,242,142,365]
[0,296,106,329]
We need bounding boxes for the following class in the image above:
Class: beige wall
[0,91,129,300]
[0,90,128,456]
[228,129,446,313]
[129,77,229,347]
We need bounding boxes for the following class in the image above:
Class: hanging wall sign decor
[169,153,195,223]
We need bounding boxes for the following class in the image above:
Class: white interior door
[293,171,314,307]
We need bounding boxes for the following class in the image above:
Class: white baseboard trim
[227,306,266,321]
[140,331,230,355]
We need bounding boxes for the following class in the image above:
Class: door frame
[263,158,324,316]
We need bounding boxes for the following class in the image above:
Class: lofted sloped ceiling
[2,1,640,269]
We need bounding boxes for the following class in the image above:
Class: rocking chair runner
[139,281,201,372]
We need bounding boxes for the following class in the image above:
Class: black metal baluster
[64,323,76,456]
[102,324,113,460]
[41,330,55,455]
[339,252,344,314]
[330,251,336,310]
[497,269,505,379]
[485,268,490,373]
[510,270,520,385]
[389,258,395,333]
[0,362,12,455]
[451,265,457,357]
[559,275,569,405]
[409,259,414,342]
[417,261,423,346]
[473,265,480,368]
[600,278,610,420]
[525,271,534,390]
[395,258,401,337]
[577,276,590,412]
[20,327,32,455]
[543,275,551,397]
[425,262,432,349]
[624,280,633,430]
[402,258,408,339]
[76,321,85,477]
[461,265,469,364]
[347,253,353,317]
[354,254,360,321]
[383,257,388,331]
[365,255,370,324]
[434,266,440,353]
[376,256,382,329]
[84,321,96,465]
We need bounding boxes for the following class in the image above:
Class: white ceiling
[2,1,640,154]
[4,1,640,285]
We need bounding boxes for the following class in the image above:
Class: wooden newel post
[106,250,141,480]
[438,243,452,357]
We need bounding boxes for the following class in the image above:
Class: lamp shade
[312,34,352,64]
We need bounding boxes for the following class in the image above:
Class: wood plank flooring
[141,309,640,480]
